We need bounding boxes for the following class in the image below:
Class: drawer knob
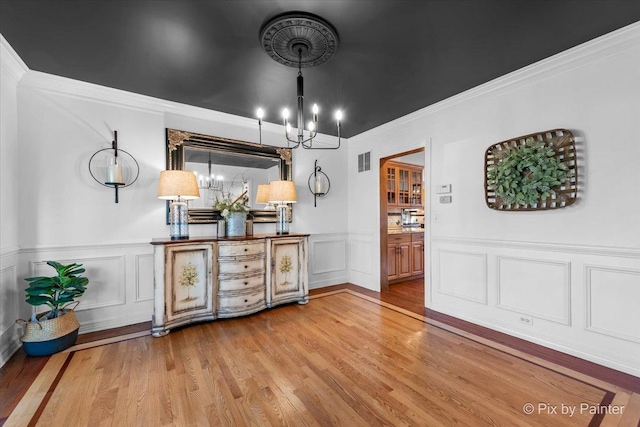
[244,299,248,303]
[244,265,248,269]
[244,248,248,252]
[244,281,248,285]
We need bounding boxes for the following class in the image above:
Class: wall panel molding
[30,255,127,311]
[435,249,488,304]
[585,265,640,343]
[431,236,640,259]
[135,254,155,303]
[310,236,347,274]
[348,233,374,275]
[496,256,571,325]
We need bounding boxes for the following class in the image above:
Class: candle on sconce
[106,157,124,184]
[315,176,323,194]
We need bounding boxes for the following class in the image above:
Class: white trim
[431,236,640,259]
[585,265,640,344]
[435,249,488,304]
[0,33,28,82]
[350,22,640,143]
[134,254,155,303]
[17,70,341,146]
[0,335,21,368]
[495,256,572,326]
[19,240,152,254]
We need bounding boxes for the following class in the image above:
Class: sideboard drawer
[218,273,265,292]
[218,289,266,313]
[218,258,265,275]
[218,241,265,258]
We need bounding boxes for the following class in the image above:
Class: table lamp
[157,170,200,239]
[268,180,297,234]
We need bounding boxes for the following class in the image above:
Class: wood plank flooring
[3,291,637,427]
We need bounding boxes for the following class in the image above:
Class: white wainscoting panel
[497,256,571,325]
[586,265,640,343]
[308,233,349,289]
[0,249,22,367]
[31,255,127,311]
[311,238,347,274]
[436,249,488,304]
[349,234,374,275]
[135,254,155,302]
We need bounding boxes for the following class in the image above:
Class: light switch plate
[439,195,452,203]
[436,184,451,194]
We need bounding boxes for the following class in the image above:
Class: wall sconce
[308,160,330,207]
[157,170,200,239]
[268,180,297,235]
[88,131,139,203]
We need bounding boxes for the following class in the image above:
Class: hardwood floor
[2,284,639,426]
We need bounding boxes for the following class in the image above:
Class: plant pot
[226,211,247,237]
[18,310,80,356]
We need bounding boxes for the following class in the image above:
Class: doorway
[379,148,426,293]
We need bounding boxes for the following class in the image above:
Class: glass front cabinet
[385,161,423,207]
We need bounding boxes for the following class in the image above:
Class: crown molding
[0,33,28,82]
[350,21,640,143]
[18,69,343,146]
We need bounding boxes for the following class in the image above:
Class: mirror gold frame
[166,128,293,223]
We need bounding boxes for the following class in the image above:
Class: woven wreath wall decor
[484,129,577,211]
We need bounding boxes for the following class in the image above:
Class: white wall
[0,33,349,365]
[347,23,640,376]
[0,35,28,366]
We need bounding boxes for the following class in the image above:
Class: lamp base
[169,201,189,240]
[276,205,289,235]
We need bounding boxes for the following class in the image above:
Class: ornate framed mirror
[166,128,292,223]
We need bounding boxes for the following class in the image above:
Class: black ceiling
[2,1,639,138]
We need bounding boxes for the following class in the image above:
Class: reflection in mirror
[185,148,280,210]
[166,129,292,224]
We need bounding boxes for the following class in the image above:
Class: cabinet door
[387,244,398,281]
[411,241,424,275]
[398,242,412,278]
[410,168,423,206]
[270,237,308,304]
[165,244,214,322]
[397,168,410,205]
[386,166,397,205]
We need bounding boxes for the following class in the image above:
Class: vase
[226,211,247,237]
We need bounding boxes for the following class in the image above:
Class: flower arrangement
[213,189,250,218]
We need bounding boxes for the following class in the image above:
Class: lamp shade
[157,170,200,200]
[256,184,271,204]
[268,180,297,203]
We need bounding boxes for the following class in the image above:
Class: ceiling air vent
[358,152,371,172]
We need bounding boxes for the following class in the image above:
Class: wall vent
[358,152,371,172]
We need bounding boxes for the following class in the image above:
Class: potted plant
[17,261,90,356]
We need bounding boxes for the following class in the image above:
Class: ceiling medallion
[257,11,343,150]
[259,11,339,68]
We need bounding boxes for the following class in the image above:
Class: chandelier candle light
[257,12,343,150]
[157,170,200,240]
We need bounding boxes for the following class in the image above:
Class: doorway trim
[379,147,425,292]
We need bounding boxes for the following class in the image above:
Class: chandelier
[257,12,342,150]
[194,152,223,191]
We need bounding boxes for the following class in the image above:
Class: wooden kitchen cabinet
[385,161,424,207]
[411,232,425,276]
[387,234,412,282]
[388,232,424,283]
[151,234,309,337]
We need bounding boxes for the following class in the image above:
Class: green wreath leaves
[487,137,570,206]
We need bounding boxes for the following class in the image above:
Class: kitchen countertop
[388,227,424,235]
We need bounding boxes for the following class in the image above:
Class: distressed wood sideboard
[150,234,309,337]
